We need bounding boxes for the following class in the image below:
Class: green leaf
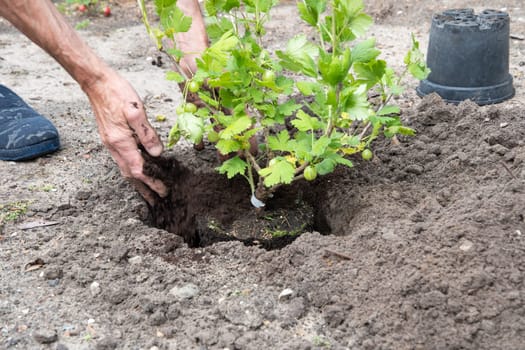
[296,81,318,96]
[351,38,381,63]
[277,100,301,116]
[258,159,295,187]
[384,125,416,138]
[201,30,239,72]
[342,84,370,120]
[312,136,331,157]
[316,153,353,175]
[219,115,252,139]
[297,0,327,26]
[276,35,318,77]
[206,17,235,41]
[217,156,247,179]
[165,70,185,83]
[377,105,400,116]
[204,0,224,16]
[316,158,336,175]
[156,1,192,34]
[216,138,242,154]
[291,110,322,132]
[353,59,386,89]
[177,112,204,144]
[347,13,373,38]
[267,130,291,152]
[318,49,352,86]
[408,63,431,80]
[167,123,180,148]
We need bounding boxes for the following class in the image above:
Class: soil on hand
[1,1,524,349]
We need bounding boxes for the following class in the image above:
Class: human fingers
[108,139,168,200]
[125,101,164,157]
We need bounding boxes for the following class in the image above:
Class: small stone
[75,190,92,200]
[500,122,509,128]
[128,256,143,265]
[48,279,60,287]
[150,347,160,350]
[149,310,167,326]
[43,267,63,280]
[95,336,118,350]
[278,288,294,301]
[90,282,101,296]
[405,164,423,175]
[489,144,509,155]
[459,240,473,252]
[169,283,199,300]
[33,329,58,344]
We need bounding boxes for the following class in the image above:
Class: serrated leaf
[157,2,192,34]
[217,156,247,179]
[316,158,336,175]
[348,13,373,38]
[291,110,322,132]
[167,124,180,147]
[277,100,301,116]
[258,160,295,187]
[296,81,318,95]
[377,105,400,116]
[267,130,291,152]
[342,84,370,120]
[177,112,204,144]
[219,115,252,139]
[206,17,235,41]
[166,70,185,83]
[408,63,431,80]
[276,35,318,77]
[297,0,327,26]
[353,59,386,88]
[216,138,242,154]
[312,136,331,157]
[352,38,381,63]
[204,0,224,16]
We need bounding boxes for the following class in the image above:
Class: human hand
[83,71,168,205]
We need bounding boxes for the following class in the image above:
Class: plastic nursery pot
[417,8,515,105]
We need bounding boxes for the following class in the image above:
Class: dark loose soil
[1,1,525,349]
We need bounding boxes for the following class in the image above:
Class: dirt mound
[1,1,525,349]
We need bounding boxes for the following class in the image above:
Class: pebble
[128,256,143,265]
[32,329,58,344]
[459,240,473,252]
[90,281,101,296]
[169,283,200,300]
[278,288,294,301]
[43,267,63,280]
[405,164,424,175]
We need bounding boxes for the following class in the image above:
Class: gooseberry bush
[138,0,429,207]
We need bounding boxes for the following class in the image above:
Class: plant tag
[250,194,265,208]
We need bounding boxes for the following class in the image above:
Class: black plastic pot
[417,9,515,105]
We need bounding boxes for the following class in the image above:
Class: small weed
[0,201,29,225]
[75,19,91,30]
[28,184,57,192]
[312,335,331,348]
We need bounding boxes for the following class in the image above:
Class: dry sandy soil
[1,1,524,349]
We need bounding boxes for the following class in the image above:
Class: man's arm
[0,1,167,204]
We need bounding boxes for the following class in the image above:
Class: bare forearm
[0,0,111,91]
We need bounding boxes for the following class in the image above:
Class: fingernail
[148,143,163,157]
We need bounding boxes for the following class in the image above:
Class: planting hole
[144,154,331,250]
